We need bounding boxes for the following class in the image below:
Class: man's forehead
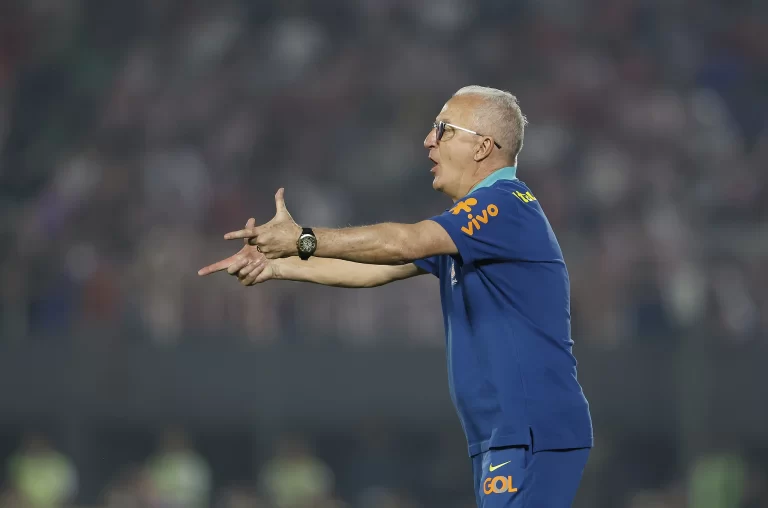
[436,102,451,121]
[437,96,477,121]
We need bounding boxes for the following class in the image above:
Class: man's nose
[424,127,437,149]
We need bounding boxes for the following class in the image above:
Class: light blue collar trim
[468,166,517,194]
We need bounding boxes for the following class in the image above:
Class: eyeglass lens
[436,122,445,141]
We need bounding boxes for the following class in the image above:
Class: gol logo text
[483,475,518,495]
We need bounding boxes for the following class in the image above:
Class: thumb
[244,218,255,245]
[275,188,288,216]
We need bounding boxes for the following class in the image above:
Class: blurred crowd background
[1,0,767,507]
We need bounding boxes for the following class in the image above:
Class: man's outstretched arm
[273,257,427,287]
[309,221,456,265]
[198,240,429,288]
[223,189,458,265]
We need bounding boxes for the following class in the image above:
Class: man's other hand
[198,218,277,286]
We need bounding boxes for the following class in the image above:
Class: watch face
[299,234,317,253]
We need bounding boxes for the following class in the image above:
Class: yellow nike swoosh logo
[489,461,512,472]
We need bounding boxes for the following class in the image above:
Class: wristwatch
[297,227,317,260]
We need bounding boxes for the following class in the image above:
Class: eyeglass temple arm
[444,123,502,149]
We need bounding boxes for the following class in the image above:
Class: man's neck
[452,164,516,201]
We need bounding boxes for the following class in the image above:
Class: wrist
[293,224,301,255]
[271,258,285,280]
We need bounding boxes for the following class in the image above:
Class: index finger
[198,254,237,276]
[244,218,255,245]
[224,228,258,241]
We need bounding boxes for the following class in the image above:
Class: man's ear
[473,137,493,162]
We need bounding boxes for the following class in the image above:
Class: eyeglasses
[433,121,502,149]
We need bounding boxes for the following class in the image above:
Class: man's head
[425,86,527,200]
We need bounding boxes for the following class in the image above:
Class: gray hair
[453,85,527,160]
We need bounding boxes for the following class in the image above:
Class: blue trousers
[471,445,590,507]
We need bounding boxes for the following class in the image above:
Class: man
[199,86,593,507]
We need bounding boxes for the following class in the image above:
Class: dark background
[1,0,767,507]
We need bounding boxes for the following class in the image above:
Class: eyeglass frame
[432,121,502,149]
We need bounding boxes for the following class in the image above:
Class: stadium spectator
[5,433,78,508]
[257,434,335,508]
[145,427,212,508]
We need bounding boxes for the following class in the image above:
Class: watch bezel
[297,229,317,259]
